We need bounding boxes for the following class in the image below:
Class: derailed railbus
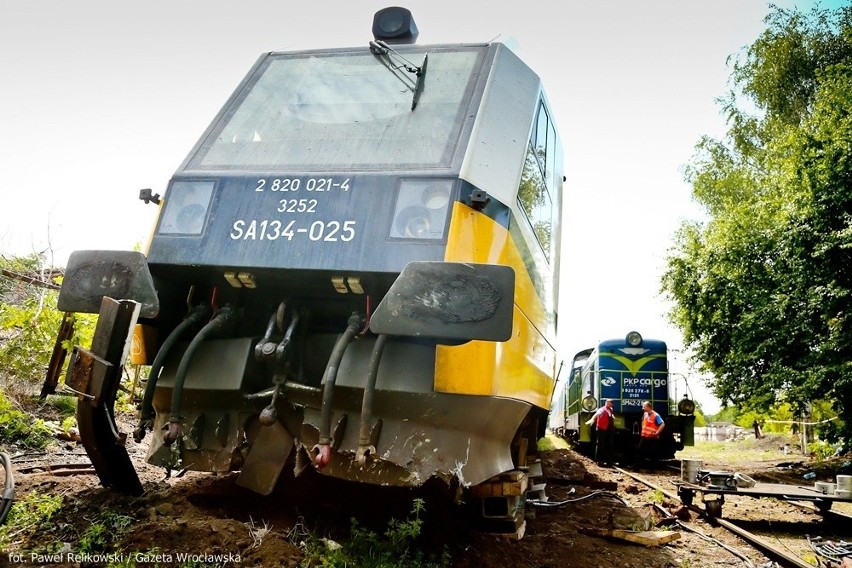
[51,7,562,534]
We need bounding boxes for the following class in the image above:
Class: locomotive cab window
[517,100,555,260]
[189,47,485,171]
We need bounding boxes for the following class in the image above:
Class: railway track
[616,465,851,567]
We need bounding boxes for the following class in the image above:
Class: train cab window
[518,101,555,259]
[189,47,485,171]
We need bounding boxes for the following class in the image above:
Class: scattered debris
[17,463,96,476]
[246,517,272,549]
[669,505,691,521]
[808,536,852,565]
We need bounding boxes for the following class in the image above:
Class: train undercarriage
[62,292,543,536]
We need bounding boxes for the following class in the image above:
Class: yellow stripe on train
[435,202,555,409]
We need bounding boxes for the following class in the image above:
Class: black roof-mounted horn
[372,7,418,44]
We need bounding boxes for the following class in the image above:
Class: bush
[808,440,835,461]
[0,391,53,449]
[0,254,95,393]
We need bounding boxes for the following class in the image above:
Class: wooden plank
[516,437,528,468]
[503,470,524,482]
[472,471,528,497]
[611,530,681,546]
[583,528,681,547]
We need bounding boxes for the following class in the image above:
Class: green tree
[662,5,852,442]
[0,254,94,393]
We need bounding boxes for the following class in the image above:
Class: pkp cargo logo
[601,377,617,387]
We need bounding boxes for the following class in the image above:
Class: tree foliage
[0,254,94,393]
[663,5,852,441]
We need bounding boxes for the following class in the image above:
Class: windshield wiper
[369,40,428,110]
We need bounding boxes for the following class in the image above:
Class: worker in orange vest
[637,400,665,463]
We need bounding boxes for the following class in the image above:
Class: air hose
[0,452,14,524]
[314,313,362,468]
[135,303,210,442]
[164,305,234,444]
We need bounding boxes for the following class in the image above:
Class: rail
[615,466,815,568]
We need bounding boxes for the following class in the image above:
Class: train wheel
[705,499,722,518]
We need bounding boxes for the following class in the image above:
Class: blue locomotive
[553,332,695,461]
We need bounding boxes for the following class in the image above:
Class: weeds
[293,498,449,568]
[78,510,135,554]
[0,492,63,548]
[43,394,77,417]
[0,391,53,449]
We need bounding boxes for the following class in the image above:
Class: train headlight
[678,396,696,415]
[626,331,643,346]
[581,394,597,412]
[389,180,453,240]
[158,180,215,235]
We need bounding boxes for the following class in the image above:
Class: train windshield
[189,46,486,170]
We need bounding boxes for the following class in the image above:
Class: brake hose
[0,452,14,524]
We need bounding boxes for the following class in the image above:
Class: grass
[678,433,798,464]
[78,510,136,554]
[0,492,64,549]
[0,390,53,449]
[291,498,449,568]
[538,433,571,452]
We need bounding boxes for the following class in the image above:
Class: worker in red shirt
[585,399,615,466]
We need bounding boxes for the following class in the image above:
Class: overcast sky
[1,0,843,413]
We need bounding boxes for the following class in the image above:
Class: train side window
[518,145,552,258]
[535,105,548,176]
[518,100,554,260]
[547,119,556,189]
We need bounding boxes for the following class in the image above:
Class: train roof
[598,337,667,351]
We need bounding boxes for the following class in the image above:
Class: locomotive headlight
[389,180,453,240]
[678,396,696,415]
[581,394,597,412]
[626,331,643,346]
[158,180,215,235]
